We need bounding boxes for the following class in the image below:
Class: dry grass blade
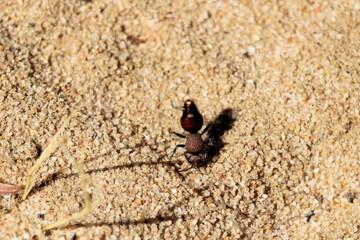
[22,111,76,200]
[42,148,98,230]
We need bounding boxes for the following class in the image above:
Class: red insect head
[180,99,204,133]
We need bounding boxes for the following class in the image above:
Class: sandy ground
[0,1,359,239]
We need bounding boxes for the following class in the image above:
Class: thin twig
[0,181,23,194]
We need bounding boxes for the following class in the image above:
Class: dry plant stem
[0,182,23,194]
[22,113,74,200]
[20,101,97,230]
[42,149,98,230]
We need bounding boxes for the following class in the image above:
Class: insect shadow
[28,154,185,197]
[201,108,237,167]
[205,108,236,158]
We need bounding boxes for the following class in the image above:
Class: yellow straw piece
[22,112,74,200]
[22,101,97,230]
[42,148,98,230]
